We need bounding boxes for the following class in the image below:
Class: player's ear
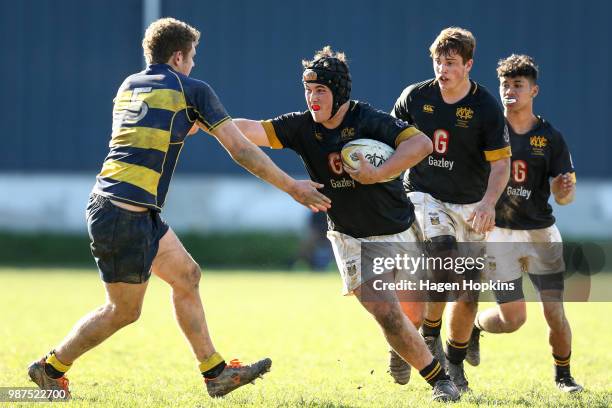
[169,50,182,66]
[464,58,474,73]
[531,84,539,98]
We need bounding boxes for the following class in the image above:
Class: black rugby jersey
[261,101,421,238]
[495,117,575,230]
[392,79,511,204]
[93,64,230,211]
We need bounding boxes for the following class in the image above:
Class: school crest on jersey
[456,107,474,120]
[345,260,358,276]
[530,135,547,156]
[341,127,356,141]
[530,136,547,148]
[455,106,474,128]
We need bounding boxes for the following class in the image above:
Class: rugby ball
[341,139,400,182]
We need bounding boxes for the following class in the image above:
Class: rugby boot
[465,328,481,366]
[205,358,271,397]
[27,357,71,401]
[423,335,447,372]
[556,376,583,393]
[388,349,411,385]
[431,378,461,402]
[447,361,470,394]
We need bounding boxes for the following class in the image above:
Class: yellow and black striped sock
[421,318,442,337]
[199,352,226,379]
[419,358,449,387]
[44,350,72,379]
[446,339,469,365]
[553,353,571,379]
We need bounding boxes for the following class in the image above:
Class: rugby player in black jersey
[27,18,331,401]
[234,46,460,402]
[391,27,511,392]
[467,54,582,393]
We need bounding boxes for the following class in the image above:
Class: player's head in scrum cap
[497,54,540,111]
[302,46,352,123]
[142,17,200,76]
[429,27,475,93]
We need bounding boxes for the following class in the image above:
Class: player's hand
[467,200,496,234]
[288,180,331,212]
[343,152,380,184]
[551,173,574,199]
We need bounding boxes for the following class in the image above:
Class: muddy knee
[171,261,202,294]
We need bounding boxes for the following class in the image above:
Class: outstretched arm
[232,119,271,147]
[211,120,331,212]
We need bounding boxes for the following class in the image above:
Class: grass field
[1,267,611,407]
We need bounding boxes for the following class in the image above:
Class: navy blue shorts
[86,193,169,284]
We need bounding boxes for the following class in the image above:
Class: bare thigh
[151,228,200,287]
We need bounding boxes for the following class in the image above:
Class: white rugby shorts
[327,227,422,295]
[485,224,565,282]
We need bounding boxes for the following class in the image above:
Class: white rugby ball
[341,138,400,182]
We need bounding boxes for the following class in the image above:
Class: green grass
[0,268,611,407]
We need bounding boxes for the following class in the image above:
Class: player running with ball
[232,46,460,402]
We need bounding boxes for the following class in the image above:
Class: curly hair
[497,54,539,83]
[429,27,476,63]
[142,18,200,64]
[302,45,348,68]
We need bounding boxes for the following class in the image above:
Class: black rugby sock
[419,358,449,387]
[553,353,572,380]
[421,318,442,337]
[199,352,227,379]
[446,339,468,365]
[44,351,71,379]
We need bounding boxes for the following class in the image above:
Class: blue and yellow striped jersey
[93,64,230,211]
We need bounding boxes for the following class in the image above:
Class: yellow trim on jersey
[484,146,512,162]
[110,127,171,153]
[99,160,161,196]
[207,116,231,132]
[395,126,421,147]
[116,89,186,112]
[261,120,283,149]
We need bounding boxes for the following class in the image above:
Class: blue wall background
[1,0,610,177]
